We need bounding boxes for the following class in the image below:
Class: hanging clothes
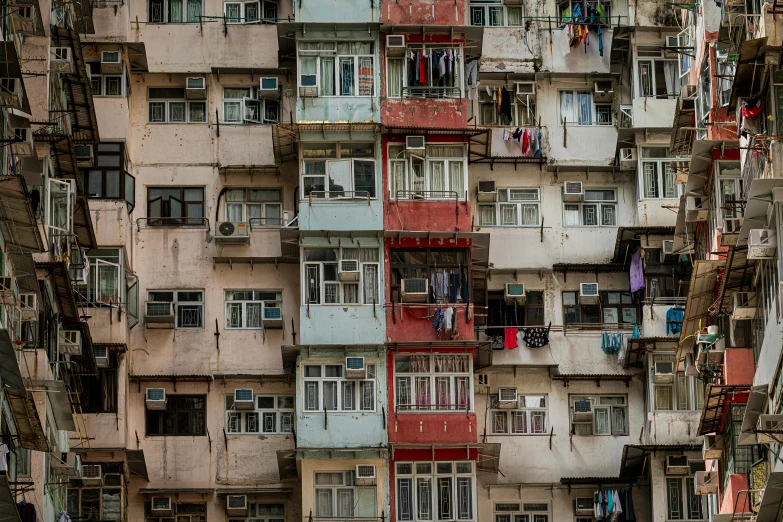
[0,441,8,472]
[613,490,623,520]
[624,489,635,521]
[17,503,36,522]
[521,324,550,348]
[607,488,614,514]
[632,324,640,338]
[504,328,518,349]
[630,249,645,293]
[534,127,543,157]
[451,307,458,336]
[465,59,478,100]
[449,273,461,303]
[431,272,449,300]
[432,307,445,337]
[443,307,454,332]
[523,129,532,156]
[500,86,513,123]
[419,50,427,86]
[666,306,685,334]
[594,491,602,520]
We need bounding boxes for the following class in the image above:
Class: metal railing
[306,191,372,204]
[402,86,462,99]
[642,296,687,306]
[393,190,461,201]
[395,403,471,413]
[135,216,210,231]
[49,232,84,268]
[618,105,633,128]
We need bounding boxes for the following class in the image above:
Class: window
[148,290,204,328]
[388,144,467,200]
[148,0,202,22]
[469,1,523,26]
[299,42,374,97]
[229,503,285,522]
[396,461,475,521]
[666,477,704,520]
[651,354,705,411]
[47,178,74,237]
[562,189,617,227]
[147,503,206,522]
[559,90,611,125]
[147,87,206,123]
[387,45,462,99]
[146,395,206,436]
[15,449,29,477]
[73,248,125,306]
[721,404,760,486]
[636,46,680,99]
[476,86,536,126]
[75,354,118,413]
[147,187,204,225]
[394,354,472,412]
[224,188,282,226]
[302,142,376,199]
[302,363,376,412]
[82,143,136,210]
[389,249,471,304]
[314,471,376,519]
[715,50,735,108]
[711,162,742,229]
[557,0,611,24]
[570,395,627,435]
[486,290,544,326]
[478,188,540,226]
[494,503,550,522]
[225,290,281,329]
[640,147,682,199]
[489,395,548,434]
[562,291,639,326]
[224,0,258,23]
[222,86,280,123]
[225,395,293,434]
[67,475,123,521]
[86,61,124,97]
[303,247,380,305]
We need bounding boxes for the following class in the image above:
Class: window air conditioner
[81,464,102,484]
[702,434,723,459]
[594,80,613,102]
[0,78,22,108]
[563,181,583,202]
[386,35,406,56]
[17,293,37,321]
[654,361,674,383]
[339,260,360,282]
[748,229,777,259]
[234,389,255,410]
[185,77,207,100]
[100,51,122,74]
[694,471,719,494]
[757,414,783,444]
[401,278,428,303]
[260,77,279,92]
[575,497,595,516]
[477,180,497,202]
[346,357,366,379]
[262,304,283,328]
[579,283,599,305]
[355,464,376,485]
[665,455,690,475]
[94,345,109,368]
[299,86,318,97]
[215,221,249,243]
[505,283,526,304]
[49,47,72,73]
[11,5,36,33]
[151,496,173,513]
[145,388,167,410]
[662,240,674,255]
[226,495,248,516]
[498,387,517,408]
[732,292,758,321]
[405,136,426,151]
[11,127,33,157]
[685,196,710,222]
[572,399,594,422]
[58,329,81,355]
[144,301,175,327]
[721,218,742,246]
[665,35,679,52]
[74,144,94,167]
[516,82,535,95]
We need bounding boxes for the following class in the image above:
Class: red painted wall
[723,348,755,386]
[381,0,466,26]
[720,474,750,515]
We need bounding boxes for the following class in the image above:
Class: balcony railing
[135,217,210,231]
[402,86,461,99]
[395,403,471,413]
[618,105,633,129]
[306,191,372,204]
[393,190,463,201]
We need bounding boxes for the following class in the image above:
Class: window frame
[225,394,294,434]
[87,61,125,98]
[385,44,464,100]
[82,142,136,211]
[67,484,124,521]
[222,86,280,124]
[388,248,472,304]
[395,461,476,522]
[650,353,705,412]
[639,147,684,200]
[485,290,544,327]
[634,46,681,99]
[314,471,377,519]
[228,503,285,522]
[224,187,283,226]
[148,0,203,23]
[393,353,473,413]
[558,89,612,126]
[302,246,381,306]
[562,290,639,326]
[145,394,206,436]
[475,86,537,126]
[665,476,705,521]
[562,188,617,227]
[387,143,468,201]
[224,290,282,329]
[298,41,375,97]
[147,87,207,124]
[302,363,377,413]
[489,395,548,435]
[147,289,205,329]
[478,188,541,227]
[469,1,524,27]
[493,502,551,522]
[301,141,377,199]
[569,395,628,436]
[146,186,205,226]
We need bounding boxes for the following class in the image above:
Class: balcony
[386,303,475,342]
[385,191,471,232]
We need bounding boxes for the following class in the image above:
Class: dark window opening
[146,395,206,436]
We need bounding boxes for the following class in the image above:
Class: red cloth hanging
[419,50,427,86]
[504,328,519,349]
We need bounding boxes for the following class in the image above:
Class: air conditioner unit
[11,5,36,33]
[748,229,777,259]
[401,278,428,303]
[681,84,698,100]
[94,345,109,368]
[662,240,674,255]
[234,389,255,410]
[666,455,690,475]
[215,221,249,243]
[58,329,81,355]
[387,34,405,49]
[477,180,497,202]
[757,414,783,444]
[339,260,360,282]
[50,47,72,73]
[572,399,594,422]
[145,301,175,327]
[262,304,283,328]
[575,497,595,516]
[654,361,675,383]
[505,283,525,304]
[74,144,94,167]
[685,196,710,222]
[81,464,101,484]
[185,77,207,99]
[11,127,33,157]
[594,80,614,102]
[732,292,758,320]
[406,135,426,151]
[299,86,318,97]
[0,277,16,300]
[620,148,638,168]
[516,82,535,95]
[346,357,366,379]
[226,495,248,516]
[0,78,22,108]
[100,51,122,74]
[694,471,719,494]
[563,181,583,201]
[498,387,517,408]
[703,434,723,459]
[356,464,376,485]
[145,388,167,410]
[579,283,599,305]
[721,218,742,246]
[17,293,37,321]
[151,496,173,513]
[260,77,279,92]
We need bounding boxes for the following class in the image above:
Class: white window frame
[147,289,204,329]
[562,188,617,227]
[635,46,681,98]
[387,143,468,200]
[394,353,473,413]
[73,248,125,305]
[666,476,705,521]
[469,1,524,27]
[478,188,540,227]
[227,502,285,522]
[147,88,207,124]
[224,290,282,329]
[224,188,283,226]
[222,86,280,124]
[476,87,537,126]
[395,461,476,522]
[148,0,203,23]
[302,247,380,306]
[386,44,463,100]
[569,395,628,436]
[89,65,125,98]
[302,363,377,412]
[47,178,74,237]
[298,41,375,97]
[711,161,742,228]
[301,142,377,199]
[489,395,548,434]
[493,502,551,522]
[558,90,612,126]
[639,147,683,199]
[650,354,705,412]
[225,394,294,434]
[314,471,377,519]
[224,0,259,23]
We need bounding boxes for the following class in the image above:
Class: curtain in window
[531,411,546,433]
[559,91,573,123]
[662,60,679,96]
[363,264,378,304]
[396,377,411,409]
[168,0,183,21]
[315,490,333,518]
[449,162,464,196]
[360,381,374,410]
[304,381,319,410]
[507,6,523,25]
[521,204,539,225]
[388,59,403,97]
[455,377,469,408]
[340,58,354,95]
[577,93,592,124]
[638,61,653,96]
[654,386,673,410]
[512,411,527,433]
[320,57,335,96]
[415,377,431,408]
[435,377,450,409]
[492,411,507,433]
[427,145,464,157]
[336,489,354,517]
[643,162,659,198]
[357,488,375,518]
[430,161,445,194]
[323,381,338,410]
[300,56,317,86]
[676,373,690,410]
[358,57,374,96]
[343,284,359,304]
[411,159,425,194]
[390,160,406,197]
[186,0,200,22]
[594,407,610,434]
[398,479,413,521]
[417,478,433,520]
[434,354,468,372]
[410,355,430,372]
[226,303,242,328]
[246,303,262,327]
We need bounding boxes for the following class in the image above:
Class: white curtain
[577,93,592,124]
[246,303,262,327]
[388,58,403,97]
[186,0,200,22]
[363,264,378,304]
[559,91,573,123]
[449,162,464,197]
[169,0,182,22]
[429,161,445,194]
[663,61,679,96]
[415,377,431,408]
[320,57,335,96]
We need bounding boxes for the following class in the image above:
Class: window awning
[5,389,49,452]
[35,261,79,321]
[32,132,82,194]
[737,179,783,247]
[684,140,739,197]
[675,259,725,371]
[388,443,499,472]
[383,231,491,269]
[551,374,633,387]
[739,384,769,446]
[51,26,99,143]
[277,450,297,480]
[44,380,77,432]
[728,37,780,110]
[623,337,679,369]
[620,444,702,478]
[73,448,149,480]
[0,476,22,522]
[670,92,696,158]
[138,488,215,495]
[698,384,750,436]
[611,227,675,263]
[713,245,755,318]
[0,329,25,394]
[215,487,293,498]
[9,251,40,307]
[0,42,31,114]
[73,196,97,249]
[756,472,783,522]
[0,176,44,253]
